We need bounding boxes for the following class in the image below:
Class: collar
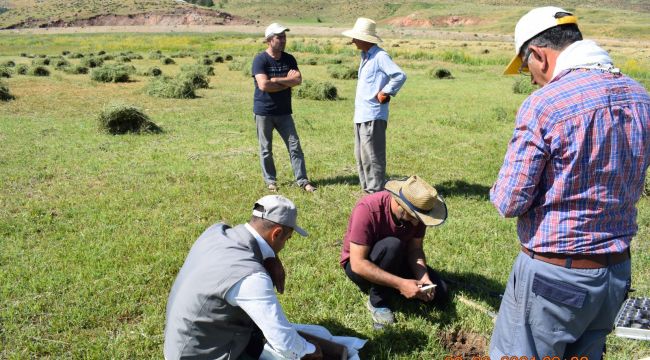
[553,40,615,79]
[245,223,276,259]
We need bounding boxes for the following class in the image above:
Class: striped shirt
[491,69,650,254]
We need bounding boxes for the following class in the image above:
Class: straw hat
[342,17,382,44]
[385,176,447,227]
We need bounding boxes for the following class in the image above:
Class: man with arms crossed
[164,195,321,359]
[490,6,650,359]
[253,23,316,193]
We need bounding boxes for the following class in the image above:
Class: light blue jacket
[354,45,406,123]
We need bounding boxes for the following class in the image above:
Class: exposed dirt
[4,8,253,29]
[386,14,483,28]
[439,329,488,359]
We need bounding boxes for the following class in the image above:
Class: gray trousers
[255,114,309,187]
[354,120,387,193]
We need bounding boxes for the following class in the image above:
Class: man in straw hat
[342,18,407,194]
[490,6,650,359]
[252,23,316,193]
[340,176,448,327]
[164,195,322,359]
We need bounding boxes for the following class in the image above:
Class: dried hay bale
[32,58,50,66]
[161,57,176,65]
[296,80,338,101]
[0,66,11,78]
[68,52,84,59]
[513,77,536,94]
[0,81,14,101]
[214,55,224,63]
[327,65,357,79]
[225,55,233,61]
[15,64,28,75]
[20,53,28,57]
[97,103,161,135]
[91,64,131,83]
[28,66,50,76]
[116,56,132,63]
[199,57,214,65]
[141,66,163,77]
[2,60,15,67]
[428,67,454,79]
[303,57,318,65]
[54,59,70,69]
[171,51,192,58]
[63,65,89,74]
[148,50,164,60]
[227,58,247,71]
[81,57,104,68]
[181,64,214,76]
[145,76,196,99]
[97,50,106,55]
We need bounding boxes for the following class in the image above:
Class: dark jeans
[241,324,265,360]
[344,236,449,309]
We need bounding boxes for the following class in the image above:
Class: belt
[520,246,630,269]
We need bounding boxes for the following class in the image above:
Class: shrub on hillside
[327,65,357,79]
[0,66,11,78]
[28,66,50,76]
[91,64,131,83]
[428,67,454,79]
[97,103,162,135]
[145,76,196,99]
[513,77,536,94]
[296,80,338,101]
[15,64,28,75]
[0,81,14,101]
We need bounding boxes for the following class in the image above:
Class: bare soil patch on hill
[386,14,484,28]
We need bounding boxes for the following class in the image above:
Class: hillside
[0,0,649,40]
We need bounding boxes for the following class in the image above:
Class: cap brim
[293,225,308,237]
[503,55,525,75]
[384,179,448,227]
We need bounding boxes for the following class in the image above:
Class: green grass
[0,31,649,359]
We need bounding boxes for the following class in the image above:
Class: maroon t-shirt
[340,191,426,266]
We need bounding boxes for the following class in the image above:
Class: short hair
[250,204,292,235]
[519,17,583,57]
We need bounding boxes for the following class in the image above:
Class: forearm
[271,75,302,88]
[407,249,429,282]
[352,259,404,290]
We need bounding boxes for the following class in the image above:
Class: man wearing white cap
[252,23,316,193]
[164,195,322,359]
[342,18,407,194]
[340,176,448,327]
[491,6,650,359]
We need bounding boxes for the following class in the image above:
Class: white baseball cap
[252,195,307,236]
[265,23,290,39]
[503,6,578,75]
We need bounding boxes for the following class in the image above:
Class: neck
[266,47,281,59]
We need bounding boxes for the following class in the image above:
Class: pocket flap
[532,273,587,309]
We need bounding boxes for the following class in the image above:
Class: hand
[398,279,423,299]
[377,91,391,104]
[301,341,323,360]
[287,69,301,80]
[263,257,285,294]
[416,283,436,302]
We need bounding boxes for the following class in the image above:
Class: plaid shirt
[491,69,650,254]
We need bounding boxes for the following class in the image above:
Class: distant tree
[186,0,214,6]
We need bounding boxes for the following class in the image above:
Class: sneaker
[302,183,316,192]
[267,183,278,192]
[366,299,394,326]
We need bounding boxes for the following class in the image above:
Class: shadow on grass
[315,175,359,187]
[440,270,505,311]
[436,180,491,201]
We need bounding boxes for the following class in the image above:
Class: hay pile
[296,80,338,101]
[0,66,11,78]
[179,69,209,89]
[32,58,50,66]
[145,76,196,99]
[68,53,84,59]
[161,57,176,65]
[512,77,536,94]
[429,68,454,79]
[28,66,50,76]
[91,64,131,83]
[2,60,15,67]
[63,65,89,74]
[54,59,70,69]
[199,57,214,65]
[81,57,104,68]
[97,103,161,135]
[181,64,214,76]
[141,67,163,77]
[327,65,357,79]
[15,64,28,75]
[0,81,14,101]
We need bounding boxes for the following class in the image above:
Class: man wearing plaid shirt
[489,7,650,359]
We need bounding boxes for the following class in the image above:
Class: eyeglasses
[518,48,532,75]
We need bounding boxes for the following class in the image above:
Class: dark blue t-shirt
[252,51,298,116]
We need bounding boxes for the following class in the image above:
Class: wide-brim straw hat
[385,176,447,227]
[342,17,382,44]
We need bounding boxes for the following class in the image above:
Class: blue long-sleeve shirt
[354,45,406,123]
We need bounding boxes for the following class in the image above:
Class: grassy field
[1,29,650,359]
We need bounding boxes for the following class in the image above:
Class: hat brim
[293,224,308,237]
[504,54,527,75]
[385,179,448,227]
[342,30,382,44]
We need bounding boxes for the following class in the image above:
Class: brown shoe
[267,183,278,192]
[302,183,316,192]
